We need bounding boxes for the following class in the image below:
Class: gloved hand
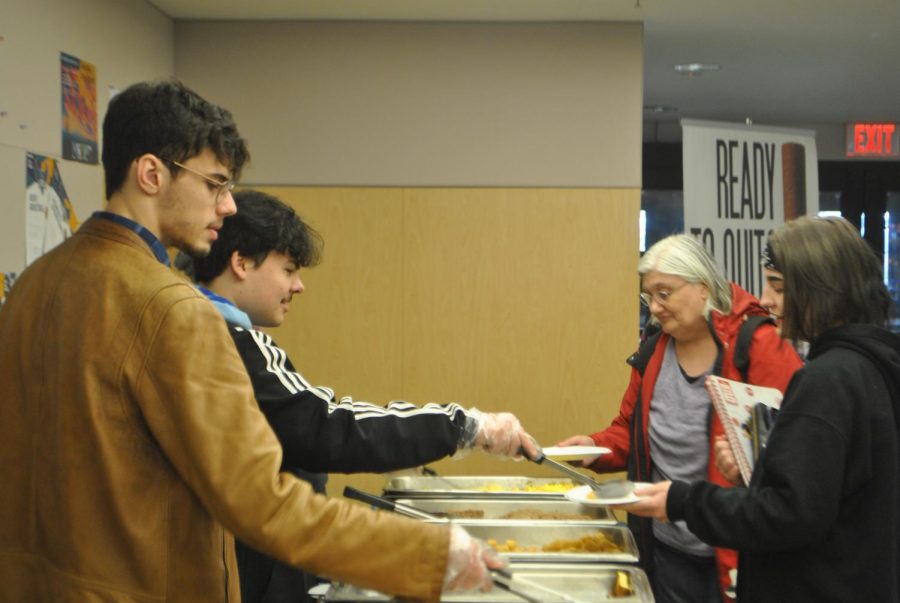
[460,408,539,459]
[442,524,506,593]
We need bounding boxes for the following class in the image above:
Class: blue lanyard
[92,211,170,266]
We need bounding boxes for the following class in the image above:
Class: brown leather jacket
[0,217,448,602]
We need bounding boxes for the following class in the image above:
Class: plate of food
[541,446,611,462]
[564,483,651,506]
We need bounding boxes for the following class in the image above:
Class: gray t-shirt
[648,338,714,557]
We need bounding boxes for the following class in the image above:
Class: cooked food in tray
[487,532,623,554]
[474,480,576,493]
[437,507,592,520]
[448,522,640,563]
[612,569,635,597]
[439,509,488,519]
[500,509,592,520]
[391,497,617,522]
[382,476,578,498]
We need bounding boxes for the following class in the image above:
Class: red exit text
[846,122,899,157]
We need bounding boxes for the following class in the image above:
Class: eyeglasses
[640,282,690,307]
[162,158,234,204]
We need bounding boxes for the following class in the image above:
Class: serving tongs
[492,568,582,603]
[523,446,635,500]
[343,485,446,521]
[342,487,581,602]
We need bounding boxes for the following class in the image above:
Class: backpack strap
[733,314,775,382]
[627,322,663,377]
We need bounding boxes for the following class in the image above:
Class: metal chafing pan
[320,564,654,602]
[391,497,618,523]
[438,521,639,565]
[383,476,577,499]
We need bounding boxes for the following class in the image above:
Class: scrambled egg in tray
[474,480,575,493]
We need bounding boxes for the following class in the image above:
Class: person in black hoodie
[624,216,900,602]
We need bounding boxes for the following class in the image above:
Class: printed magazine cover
[706,375,783,483]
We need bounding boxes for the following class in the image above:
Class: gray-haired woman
[625,217,900,602]
[559,234,802,602]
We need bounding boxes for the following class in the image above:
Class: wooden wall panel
[261,187,406,497]
[259,186,639,496]
[401,188,639,479]
[266,186,405,403]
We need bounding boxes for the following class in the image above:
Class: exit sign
[846,122,899,157]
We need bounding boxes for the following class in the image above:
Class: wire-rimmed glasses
[162,158,234,204]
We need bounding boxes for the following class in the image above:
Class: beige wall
[174,21,643,187]
[0,0,173,275]
[259,186,640,497]
[173,20,645,497]
[1,13,644,501]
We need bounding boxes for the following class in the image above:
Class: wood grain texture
[255,186,639,497]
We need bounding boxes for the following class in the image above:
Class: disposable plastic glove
[460,408,539,459]
[442,524,505,593]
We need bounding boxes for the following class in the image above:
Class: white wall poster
[25,152,79,267]
[682,119,819,297]
[0,272,17,306]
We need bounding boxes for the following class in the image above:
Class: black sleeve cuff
[666,480,692,522]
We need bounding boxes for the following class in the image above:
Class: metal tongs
[343,485,446,521]
[492,567,582,603]
[342,487,582,602]
[523,445,635,500]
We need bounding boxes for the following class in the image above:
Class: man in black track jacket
[181,189,537,603]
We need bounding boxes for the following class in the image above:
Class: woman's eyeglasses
[640,282,690,307]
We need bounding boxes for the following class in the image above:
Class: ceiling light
[674,63,720,75]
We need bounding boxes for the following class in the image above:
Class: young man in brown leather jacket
[0,80,526,602]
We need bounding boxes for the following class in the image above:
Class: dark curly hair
[102,80,249,199]
[183,190,323,284]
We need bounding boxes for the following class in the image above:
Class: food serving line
[312,447,655,602]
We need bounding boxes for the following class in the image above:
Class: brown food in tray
[487,532,622,554]
[433,507,591,520]
[438,509,486,519]
[500,509,592,520]
[541,532,622,553]
[487,538,541,553]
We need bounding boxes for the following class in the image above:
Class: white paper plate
[541,445,611,461]
[564,483,651,506]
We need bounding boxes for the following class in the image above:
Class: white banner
[682,119,819,297]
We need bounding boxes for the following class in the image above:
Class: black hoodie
[668,324,900,602]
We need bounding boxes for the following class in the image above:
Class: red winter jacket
[587,283,802,601]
